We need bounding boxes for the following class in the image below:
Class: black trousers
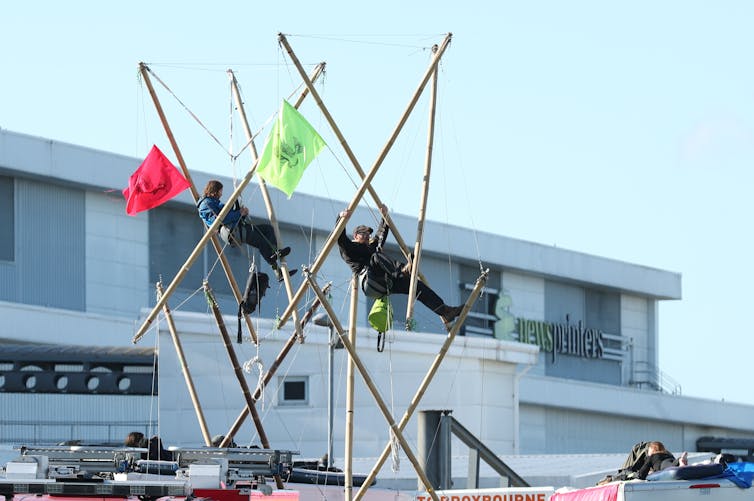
[241,223,277,265]
[388,273,445,312]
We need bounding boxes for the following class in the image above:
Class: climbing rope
[243,354,266,410]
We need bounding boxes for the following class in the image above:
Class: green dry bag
[368,296,393,334]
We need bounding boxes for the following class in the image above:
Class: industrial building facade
[1,129,752,462]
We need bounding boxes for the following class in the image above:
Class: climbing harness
[360,251,398,298]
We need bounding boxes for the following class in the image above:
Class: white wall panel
[0,301,136,347]
[157,313,536,460]
[542,406,680,454]
[0,393,156,444]
[86,192,149,317]
[16,179,85,310]
[519,404,547,453]
[621,295,652,385]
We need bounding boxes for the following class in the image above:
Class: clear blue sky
[4,1,754,406]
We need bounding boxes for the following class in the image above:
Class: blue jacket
[197,196,242,228]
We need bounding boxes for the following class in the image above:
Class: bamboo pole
[303,270,441,501]
[156,281,212,446]
[406,44,439,325]
[354,269,490,500]
[219,282,331,446]
[298,280,332,329]
[204,281,269,445]
[275,33,454,328]
[203,281,284,490]
[137,63,258,344]
[344,276,358,499]
[291,62,326,108]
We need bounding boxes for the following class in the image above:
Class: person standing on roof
[336,204,463,326]
[197,180,296,282]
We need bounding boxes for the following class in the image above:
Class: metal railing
[630,361,682,395]
[0,420,156,445]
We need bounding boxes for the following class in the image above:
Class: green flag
[256,100,326,197]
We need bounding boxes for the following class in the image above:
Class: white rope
[147,311,160,444]
[229,78,240,187]
[241,258,265,397]
[144,65,231,156]
[390,428,401,473]
[141,64,273,162]
[436,65,485,272]
[243,354,266,410]
[382,301,402,473]
[254,339,305,447]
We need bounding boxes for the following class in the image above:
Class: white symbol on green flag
[256,100,326,197]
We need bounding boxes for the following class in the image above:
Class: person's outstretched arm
[375,205,390,250]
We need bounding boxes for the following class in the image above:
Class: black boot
[269,246,291,261]
[274,267,298,282]
[438,305,463,324]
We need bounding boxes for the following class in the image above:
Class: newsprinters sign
[516,318,604,363]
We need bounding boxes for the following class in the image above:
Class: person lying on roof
[336,204,463,327]
[598,441,689,484]
[197,179,295,282]
[636,441,688,479]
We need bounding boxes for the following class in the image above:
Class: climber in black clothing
[336,204,463,326]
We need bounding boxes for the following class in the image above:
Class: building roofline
[0,128,681,299]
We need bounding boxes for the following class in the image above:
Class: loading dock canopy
[0,340,156,395]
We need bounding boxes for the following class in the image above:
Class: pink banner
[551,483,619,501]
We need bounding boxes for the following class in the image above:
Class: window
[0,176,14,261]
[149,207,206,291]
[459,282,499,336]
[278,376,309,405]
[149,205,251,311]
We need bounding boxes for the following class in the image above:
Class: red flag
[122,145,190,216]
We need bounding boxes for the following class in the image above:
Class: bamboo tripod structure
[132,33,451,342]
[129,34,489,497]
